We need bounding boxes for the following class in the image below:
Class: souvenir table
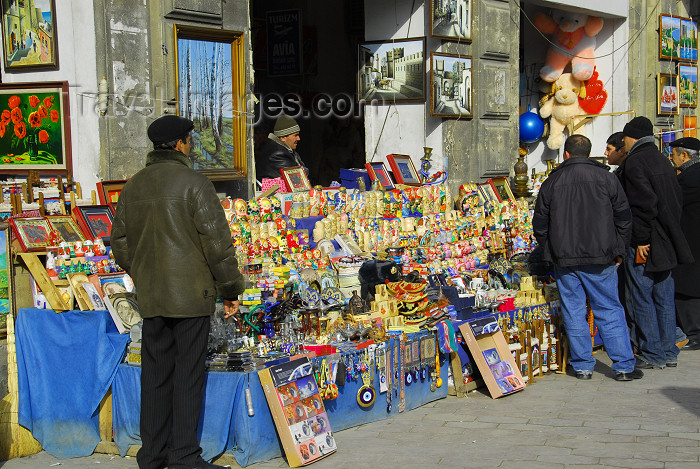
[14,307,447,467]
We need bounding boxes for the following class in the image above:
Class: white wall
[1,1,100,191]
[520,3,630,172]
[364,1,445,173]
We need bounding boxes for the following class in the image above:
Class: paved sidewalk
[3,349,699,469]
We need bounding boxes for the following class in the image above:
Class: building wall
[364,0,520,196]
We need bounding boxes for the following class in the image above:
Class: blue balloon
[519,110,545,143]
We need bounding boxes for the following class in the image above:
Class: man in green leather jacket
[112,115,244,469]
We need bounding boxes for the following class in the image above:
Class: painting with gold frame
[9,216,53,251]
[1,0,58,70]
[657,73,680,115]
[174,25,246,181]
[46,215,86,244]
[489,177,514,202]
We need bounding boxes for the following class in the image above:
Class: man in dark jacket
[534,134,641,381]
[255,114,308,181]
[111,115,244,469]
[669,137,700,350]
[619,116,694,369]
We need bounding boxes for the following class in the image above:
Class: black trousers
[676,294,700,342]
[137,315,210,469]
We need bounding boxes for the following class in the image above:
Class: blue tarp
[112,335,448,466]
[16,308,129,459]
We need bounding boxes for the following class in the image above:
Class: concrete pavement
[3,349,699,469]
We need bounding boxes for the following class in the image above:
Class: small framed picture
[364,162,394,189]
[684,115,697,138]
[280,166,312,193]
[96,179,128,208]
[386,154,421,186]
[430,52,473,118]
[660,14,681,60]
[679,64,697,107]
[72,205,114,244]
[430,0,472,42]
[46,215,86,244]
[680,18,698,62]
[477,182,499,206]
[657,73,680,115]
[9,216,53,251]
[658,129,677,160]
[1,0,58,70]
[489,177,515,202]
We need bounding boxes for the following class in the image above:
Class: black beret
[669,137,700,152]
[147,115,194,144]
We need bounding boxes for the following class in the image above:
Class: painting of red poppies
[0,81,71,172]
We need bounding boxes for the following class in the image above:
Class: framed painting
[365,161,394,190]
[657,73,680,115]
[1,0,58,70]
[477,182,499,206]
[174,25,246,181]
[0,224,10,336]
[660,14,681,60]
[280,165,311,193]
[658,129,677,160]
[386,154,421,186]
[680,18,698,62]
[684,115,697,138]
[0,81,71,173]
[430,52,473,118]
[430,0,472,42]
[357,37,426,103]
[72,205,114,245]
[9,216,52,251]
[46,215,85,244]
[679,64,697,107]
[96,179,128,207]
[489,177,514,202]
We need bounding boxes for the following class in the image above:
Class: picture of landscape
[660,14,681,60]
[679,64,697,107]
[1,0,57,69]
[680,18,698,62]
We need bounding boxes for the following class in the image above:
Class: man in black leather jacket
[255,114,308,181]
[112,115,244,469]
[534,134,640,381]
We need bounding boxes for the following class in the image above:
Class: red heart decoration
[587,80,603,96]
[580,90,608,114]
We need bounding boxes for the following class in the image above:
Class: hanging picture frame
[1,0,58,70]
[684,115,697,138]
[429,0,472,42]
[680,17,698,62]
[364,161,394,190]
[657,73,680,115]
[386,154,421,186]
[174,25,247,181]
[679,64,698,107]
[357,37,426,103]
[660,14,681,60]
[0,81,72,174]
[430,52,473,118]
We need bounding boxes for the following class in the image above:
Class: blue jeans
[624,247,678,366]
[555,263,635,373]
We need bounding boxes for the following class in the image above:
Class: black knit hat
[273,115,300,137]
[622,116,653,139]
[147,115,194,144]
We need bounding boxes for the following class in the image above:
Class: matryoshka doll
[220,196,234,222]
[247,199,261,224]
[93,237,107,256]
[270,195,282,219]
[230,222,243,245]
[233,198,248,222]
[335,187,347,213]
[258,197,272,222]
[297,232,310,251]
[309,186,322,217]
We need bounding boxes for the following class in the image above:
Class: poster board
[459,317,525,399]
[258,357,336,466]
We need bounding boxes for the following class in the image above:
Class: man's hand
[223,299,240,319]
[636,244,650,262]
[615,255,623,266]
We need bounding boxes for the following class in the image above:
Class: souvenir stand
[4,170,571,467]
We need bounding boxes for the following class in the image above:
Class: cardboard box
[258,357,336,466]
[459,317,525,399]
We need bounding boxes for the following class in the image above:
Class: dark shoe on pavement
[615,369,644,381]
[192,461,230,469]
[682,339,700,350]
[635,357,664,369]
[575,371,592,380]
[666,360,678,367]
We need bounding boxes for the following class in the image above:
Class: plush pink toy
[533,9,604,83]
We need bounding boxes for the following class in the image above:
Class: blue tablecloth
[15,308,129,459]
[112,335,448,466]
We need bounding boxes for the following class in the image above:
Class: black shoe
[666,361,678,367]
[635,358,664,369]
[192,461,230,469]
[683,339,700,350]
[575,371,592,380]
[615,369,644,381]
